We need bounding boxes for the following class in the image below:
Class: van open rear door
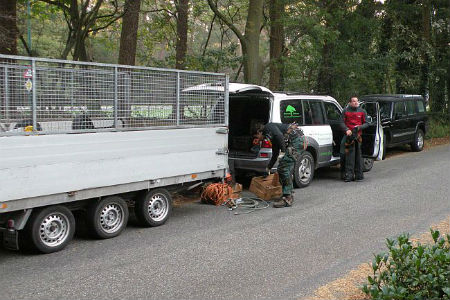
[361,101,384,161]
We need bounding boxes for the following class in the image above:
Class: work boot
[273,195,293,208]
[284,194,293,206]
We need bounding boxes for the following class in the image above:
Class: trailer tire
[87,196,129,239]
[135,189,172,227]
[24,206,75,254]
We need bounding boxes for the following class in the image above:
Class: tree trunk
[243,0,264,84]
[175,0,189,70]
[316,0,337,95]
[316,41,333,95]
[419,0,431,97]
[119,0,141,66]
[0,0,18,55]
[269,0,285,90]
[207,0,264,84]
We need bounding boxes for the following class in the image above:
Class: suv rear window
[280,100,303,124]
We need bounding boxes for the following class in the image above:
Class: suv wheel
[294,151,314,188]
[410,129,424,152]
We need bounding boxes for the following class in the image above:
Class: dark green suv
[360,94,428,159]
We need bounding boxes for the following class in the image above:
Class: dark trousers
[277,154,296,195]
[344,141,363,180]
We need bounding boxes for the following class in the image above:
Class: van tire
[294,151,315,188]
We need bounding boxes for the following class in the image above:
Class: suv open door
[360,101,384,161]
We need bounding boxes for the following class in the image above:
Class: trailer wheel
[135,189,172,227]
[87,196,129,239]
[25,206,75,254]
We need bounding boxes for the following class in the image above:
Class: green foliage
[425,113,450,139]
[10,0,449,111]
[362,229,450,299]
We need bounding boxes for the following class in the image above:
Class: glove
[278,151,285,160]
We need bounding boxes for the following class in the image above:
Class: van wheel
[410,129,424,152]
[363,158,374,172]
[135,189,172,227]
[294,151,315,188]
[87,196,129,239]
[24,206,75,253]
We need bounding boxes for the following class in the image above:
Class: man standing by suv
[341,96,368,182]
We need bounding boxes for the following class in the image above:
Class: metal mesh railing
[0,54,228,136]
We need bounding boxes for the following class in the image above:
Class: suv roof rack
[362,94,424,99]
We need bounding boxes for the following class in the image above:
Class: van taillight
[261,139,272,148]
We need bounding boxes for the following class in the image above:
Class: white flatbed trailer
[0,54,229,253]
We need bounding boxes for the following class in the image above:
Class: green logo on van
[284,105,300,118]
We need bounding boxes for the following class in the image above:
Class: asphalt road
[1,144,449,300]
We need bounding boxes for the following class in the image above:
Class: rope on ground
[201,183,233,206]
[223,197,270,215]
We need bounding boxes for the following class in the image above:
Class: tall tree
[0,0,18,55]
[316,0,339,95]
[207,0,265,84]
[429,0,450,113]
[119,0,141,66]
[269,0,285,90]
[175,0,189,69]
[39,0,122,61]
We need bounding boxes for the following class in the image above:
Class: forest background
[0,0,448,118]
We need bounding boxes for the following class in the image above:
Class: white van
[227,84,383,187]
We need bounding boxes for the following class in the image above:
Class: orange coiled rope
[201,183,233,206]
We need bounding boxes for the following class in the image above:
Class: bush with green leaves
[426,113,450,139]
[362,229,450,299]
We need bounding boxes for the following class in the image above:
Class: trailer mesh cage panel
[0,55,227,135]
